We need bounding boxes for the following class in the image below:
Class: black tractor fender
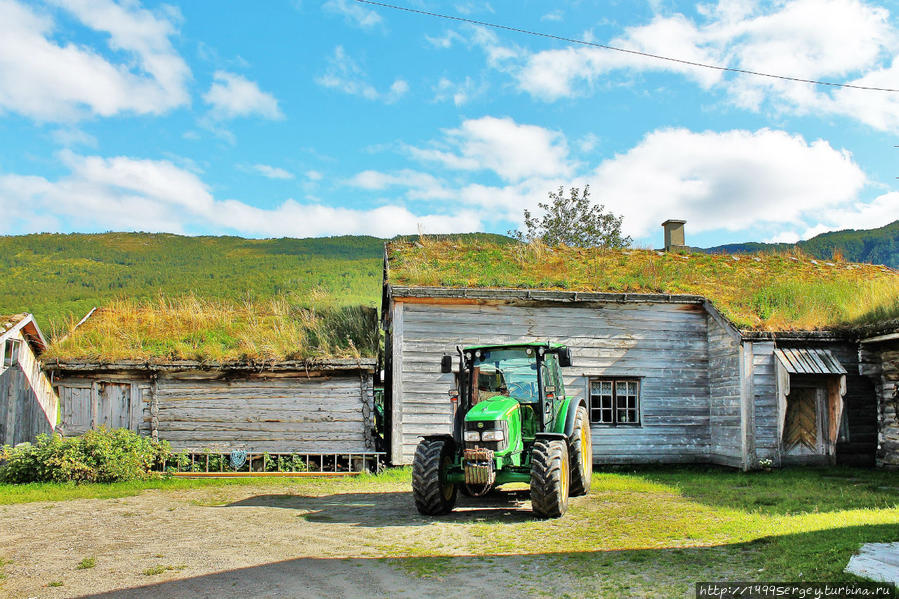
[419,434,456,453]
[561,397,588,439]
[534,432,568,446]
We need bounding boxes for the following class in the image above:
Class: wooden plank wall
[750,342,778,465]
[392,301,712,465]
[860,340,899,468]
[56,371,374,454]
[0,329,57,446]
[706,313,743,467]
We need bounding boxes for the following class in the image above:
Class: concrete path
[845,543,899,584]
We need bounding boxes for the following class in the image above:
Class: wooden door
[60,383,136,434]
[97,383,132,429]
[783,386,824,456]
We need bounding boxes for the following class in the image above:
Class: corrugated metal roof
[774,347,847,375]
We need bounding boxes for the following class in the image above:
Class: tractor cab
[416,341,590,518]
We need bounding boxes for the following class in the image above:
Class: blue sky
[1,0,897,248]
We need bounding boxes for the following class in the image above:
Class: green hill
[704,220,899,267]
[0,231,509,336]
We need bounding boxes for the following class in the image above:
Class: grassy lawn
[1,466,896,597]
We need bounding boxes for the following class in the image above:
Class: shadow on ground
[621,465,899,515]
[221,489,536,526]
[76,524,899,599]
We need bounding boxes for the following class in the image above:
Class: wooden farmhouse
[381,225,899,470]
[41,301,379,457]
[0,313,57,446]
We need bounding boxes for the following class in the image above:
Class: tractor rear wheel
[412,438,457,515]
[569,405,593,496]
[530,439,570,518]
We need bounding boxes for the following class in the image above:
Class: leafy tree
[510,185,632,248]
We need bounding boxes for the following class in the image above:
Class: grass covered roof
[44,296,378,364]
[386,239,899,332]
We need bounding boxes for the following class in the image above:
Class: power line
[354,0,899,93]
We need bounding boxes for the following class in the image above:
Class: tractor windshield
[471,348,539,403]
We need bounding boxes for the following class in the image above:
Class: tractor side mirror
[558,347,572,367]
[440,355,453,373]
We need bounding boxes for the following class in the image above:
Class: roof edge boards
[44,358,377,373]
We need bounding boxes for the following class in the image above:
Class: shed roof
[0,313,48,354]
[385,239,899,332]
[43,297,378,365]
[774,348,847,375]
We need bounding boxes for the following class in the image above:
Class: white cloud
[408,116,572,183]
[363,117,880,243]
[541,10,563,22]
[465,0,899,132]
[322,0,382,29]
[249,164,294,180]
[51,128,97,148]
[316,46,408,103]
[305,170,323,181]
[0,0,190,122]
[348,169,452,200]
[203,71,283,120]
[590,128,867,238]
[433,76,484,106]
[0,152,479,237]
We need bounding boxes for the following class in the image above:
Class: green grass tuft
[76,557,96,570]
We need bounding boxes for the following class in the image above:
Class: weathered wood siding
[0,329,57,446]
[55,371,374,453]
[749,342,779,465]
[819,342,875,467]
[861,340,899,468]
[390,301,712,465]
[706,313,743,467]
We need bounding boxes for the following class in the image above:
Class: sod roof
[386,240,899,332]
[0,314,26,337]
[43,297,378,365]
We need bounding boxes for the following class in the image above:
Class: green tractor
[412,342,592,518]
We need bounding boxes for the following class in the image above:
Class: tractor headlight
[463,430,481,442]
[480,429,505,442]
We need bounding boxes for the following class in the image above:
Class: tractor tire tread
[530,439,568,518]
[569,405,592,497]
[412,438,456,515]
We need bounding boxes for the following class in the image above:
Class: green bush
[0,428,171,484]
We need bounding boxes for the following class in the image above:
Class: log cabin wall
[0,327,57,446]
[860,338,899,468]
[51,365,376,454]
[387,297,714,466]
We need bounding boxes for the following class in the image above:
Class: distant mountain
[703,220,899,268]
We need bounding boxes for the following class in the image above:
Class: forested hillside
[0,232,509,336]
[705,220,899,267]
[0,233,384,335]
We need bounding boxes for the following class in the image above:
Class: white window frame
[587,377,641,426]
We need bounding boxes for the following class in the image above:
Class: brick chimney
[662,219,686,252]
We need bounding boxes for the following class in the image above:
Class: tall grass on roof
[388,238,899,331]
[44,295,378,363]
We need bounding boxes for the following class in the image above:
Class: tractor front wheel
[530,439,570,518]
[412,438,457,515]
[569,405,593,496]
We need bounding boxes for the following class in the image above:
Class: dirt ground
[0,482,576,599]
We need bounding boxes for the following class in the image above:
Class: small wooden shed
[45,359,377,454]
[41,298,380,456]
[0,313,57,446]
